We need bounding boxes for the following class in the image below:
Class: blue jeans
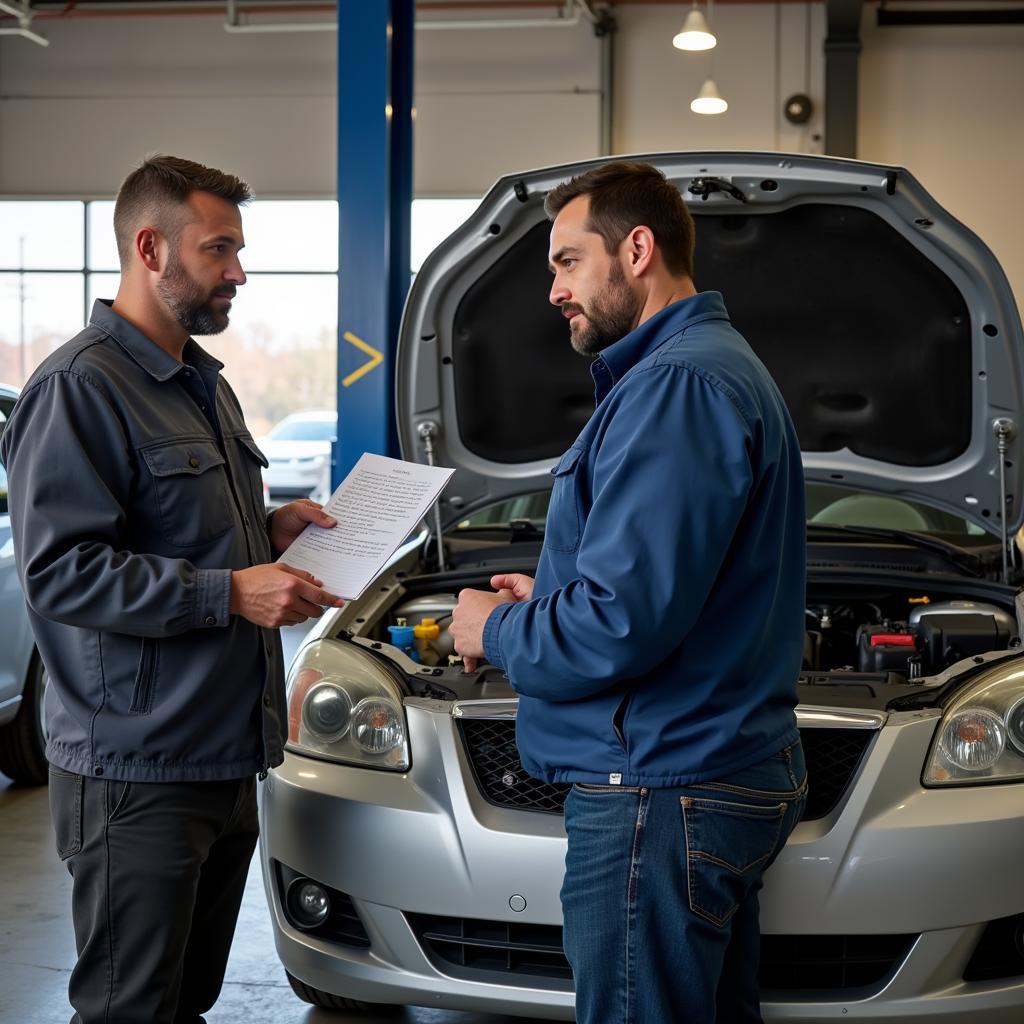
[561,742,807,1024]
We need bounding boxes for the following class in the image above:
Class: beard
[156,250,234,336]
[564,259,643,357]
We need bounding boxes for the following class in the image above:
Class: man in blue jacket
[450,161,807,1023]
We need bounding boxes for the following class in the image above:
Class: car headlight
[924,658,1024,785]
[286,639,409,771]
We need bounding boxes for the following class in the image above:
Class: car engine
[379,590,1020,686]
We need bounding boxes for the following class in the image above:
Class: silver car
[260,153,1024,1021]
[259,410,337,504]
[0,383,49,785]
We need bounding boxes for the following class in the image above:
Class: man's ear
[135,227,163,273]
[624,225,655,278]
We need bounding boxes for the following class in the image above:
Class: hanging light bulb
[690,78,728,115]
[673,7,717,51]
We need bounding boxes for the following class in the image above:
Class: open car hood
[397,152,1024,537]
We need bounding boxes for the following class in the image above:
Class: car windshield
[455,484,993,547]
[270,418,336,442]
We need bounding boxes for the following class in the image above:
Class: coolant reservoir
[393,594,458,661]
[414,618,443,666]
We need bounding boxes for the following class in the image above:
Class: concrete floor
[0,769,540,1024]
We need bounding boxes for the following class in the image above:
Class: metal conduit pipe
[0,0,49,44]
[4,0,601,29]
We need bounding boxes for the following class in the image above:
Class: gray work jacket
[0,300,285,782]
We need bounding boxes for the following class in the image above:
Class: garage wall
[858,5,1024,316]
[0,4,1021,306]
[0,11,601,199]
[613,3,825,158]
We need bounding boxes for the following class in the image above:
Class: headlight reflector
[301,683,352,744]
[351,698,404,754]
[938,709,1005,771]
[286,639,409,771]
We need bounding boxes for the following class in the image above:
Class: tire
[0,652,48,786]
[285,971,396,1014]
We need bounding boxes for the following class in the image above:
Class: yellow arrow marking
[341,330,384,388]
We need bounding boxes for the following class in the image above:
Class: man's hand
[490,573,535,603]
[269,499,337,555]
[451,574,534,673]
[230,563,344,628]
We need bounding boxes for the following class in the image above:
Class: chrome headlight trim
[286,638,410,771]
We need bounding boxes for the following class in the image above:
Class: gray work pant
[48,767,259,1024]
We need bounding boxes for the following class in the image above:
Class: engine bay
[339,570,1023,703]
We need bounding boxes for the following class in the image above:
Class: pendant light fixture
[690,77,728,115]
[673,2,716,51]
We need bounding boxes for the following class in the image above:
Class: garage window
[0,198,476,436]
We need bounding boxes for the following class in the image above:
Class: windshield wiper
[455,518,544,543]
[806,523,985,578]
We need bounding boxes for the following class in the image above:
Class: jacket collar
[90,299,224,382]
[591,290,729,402]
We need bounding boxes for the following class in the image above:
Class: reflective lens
[301,683,352,743]
[939,708,1006,771]
[1007,696,1024,755]
[286,878,331,929]
[351,698,404,755]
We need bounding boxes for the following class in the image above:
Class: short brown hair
[113,154,252,266]
[544,160,695,278]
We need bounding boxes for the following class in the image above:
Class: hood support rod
[995,417,1016,584]
[418,421,447,573]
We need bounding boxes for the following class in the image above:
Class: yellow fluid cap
[414,618,442,641]
[908,596,931,605]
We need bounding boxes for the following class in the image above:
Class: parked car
[259,153,1024,1021]
[0,384,48,785]
[259,410,337,504]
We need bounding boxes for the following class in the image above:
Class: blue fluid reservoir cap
[388,625,416,649]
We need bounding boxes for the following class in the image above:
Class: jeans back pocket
[681,794,786,927]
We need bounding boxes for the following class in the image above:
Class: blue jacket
[482,292,805,787]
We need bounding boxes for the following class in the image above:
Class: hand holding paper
[276,453,455,601]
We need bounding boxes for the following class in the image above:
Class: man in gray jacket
[0,155,343,1023]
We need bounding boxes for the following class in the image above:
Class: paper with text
[277,453,455,601]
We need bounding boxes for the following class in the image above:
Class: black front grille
[408,913,915,993]
[459,719,570,814]
[800,727,872,820]
[408,914,570,982]
[759,933,916,991]
[459,719,872,821]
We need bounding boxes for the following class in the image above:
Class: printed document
[277,452,455,600]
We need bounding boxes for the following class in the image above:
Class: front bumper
[263,462,323,496]
[259,701,1024,1021]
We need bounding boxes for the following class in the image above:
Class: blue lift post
[334,0,415,488]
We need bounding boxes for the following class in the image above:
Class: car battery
[857,626,919,675]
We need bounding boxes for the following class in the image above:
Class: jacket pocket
[681,794,787,928]
[612,690,633,752]
[48,767,83,860]
[232,431,270,512]
[142,439,233,547]
[129,638,159,715]
[545,445,586,553]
